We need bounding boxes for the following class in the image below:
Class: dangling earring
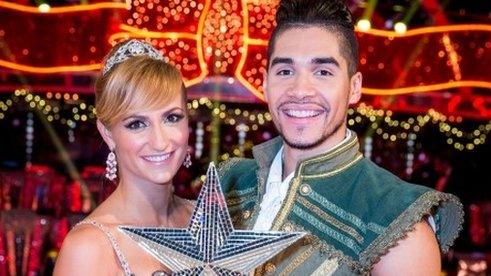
[105,150,117,181]
[183,151,192,168]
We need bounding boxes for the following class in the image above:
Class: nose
[287,72,316,99]
[150,124,170,151]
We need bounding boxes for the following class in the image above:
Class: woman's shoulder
[53,220,117,275]
[66,219,113,243]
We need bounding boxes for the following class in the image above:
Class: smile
[282,109,324,118]
[142,153,172,163]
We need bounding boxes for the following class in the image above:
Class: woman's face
[99,93,189,186]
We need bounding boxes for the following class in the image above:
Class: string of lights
[1,89,489,152]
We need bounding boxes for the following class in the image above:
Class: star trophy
[119,163,305,275]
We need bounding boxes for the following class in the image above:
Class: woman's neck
[112,177,177,227]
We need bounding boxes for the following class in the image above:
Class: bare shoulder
[372,221,441,276]
[53,223,116,275]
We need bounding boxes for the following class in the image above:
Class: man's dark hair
[267,0,359,76]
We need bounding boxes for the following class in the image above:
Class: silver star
[119,163,305,275]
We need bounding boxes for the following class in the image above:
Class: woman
[54,40,194,275]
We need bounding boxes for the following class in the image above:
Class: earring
[183,151,192,168]
[105,150,117,181]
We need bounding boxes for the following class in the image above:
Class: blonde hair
[95,43,185,127]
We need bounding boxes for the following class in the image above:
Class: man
[219,0,463,275]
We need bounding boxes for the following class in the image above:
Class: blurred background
[0,0,490,275]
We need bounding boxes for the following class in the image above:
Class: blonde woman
[54,40,194,275]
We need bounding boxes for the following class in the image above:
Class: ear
[348,72,362,105]
[262,70,269,103]
[96,120,115,150]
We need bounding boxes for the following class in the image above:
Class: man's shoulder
[357,158,431,197]
[293,157,462,271]
[343,158,448,221]
[309,157,431,204]
[217,157,258,193]
[217,157,257,176]
[217,158,259,226]
[352,158,463,255]
[359,162,462,266]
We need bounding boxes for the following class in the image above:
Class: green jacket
[218,132,463,275]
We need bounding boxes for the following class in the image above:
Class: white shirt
[253,132,351,231]
[252,145,294,231]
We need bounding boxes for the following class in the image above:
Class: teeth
[143,154,171,162]
[285,110,321,118]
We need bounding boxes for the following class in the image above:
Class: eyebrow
[270,57,293,67]
[122,114,147,121]
[312,57,340,67]
[122,107,185,121]
[270,57,340,68]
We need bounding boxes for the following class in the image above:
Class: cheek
[329,98,350,122]
[115,134,146,154]
[266,79,287,98]
[322,83,350,104]
[266,89,284,109]
[111,129,144,152]
[170,124,189,146]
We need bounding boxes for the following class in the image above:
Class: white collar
[268,145,286,183]
[271,130,352,180]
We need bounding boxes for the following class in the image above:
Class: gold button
[265,263,276,274]
[283,225,292,231]
[242,210,251,219]
[303,235,314,245]
[300,184,311,195]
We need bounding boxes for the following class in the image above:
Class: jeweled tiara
[102,39,164,75]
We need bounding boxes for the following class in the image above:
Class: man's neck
[282,126,348,179]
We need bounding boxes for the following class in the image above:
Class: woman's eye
[125,120,146,130]
[315,69,332,76]
[166,114,185,123]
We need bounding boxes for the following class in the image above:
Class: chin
[284,131,321,143]
[144,172,174,185]
[283,133,328,150]
[158,173,175,183]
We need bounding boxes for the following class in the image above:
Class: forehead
[271,27,346,67]
[124,89,185,116]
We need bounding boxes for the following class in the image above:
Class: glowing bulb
[394,22,407,34]
[357,19,371,32]
[38,3,51,13]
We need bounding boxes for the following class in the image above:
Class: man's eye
[315,69,332,76]
[277,69,293,76]
[166,114,185,123]
[125,120,146,130]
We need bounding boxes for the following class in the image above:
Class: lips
[142,152,172,163]
[279,102,327,120]
[283,109,323,118]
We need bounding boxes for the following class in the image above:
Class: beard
[271,96,347,150]
[281,117,344,150]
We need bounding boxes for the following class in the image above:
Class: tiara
[102,39,164,75]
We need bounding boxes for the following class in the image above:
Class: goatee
[282,119,344,150]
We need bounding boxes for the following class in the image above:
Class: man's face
[264,26,361,150]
